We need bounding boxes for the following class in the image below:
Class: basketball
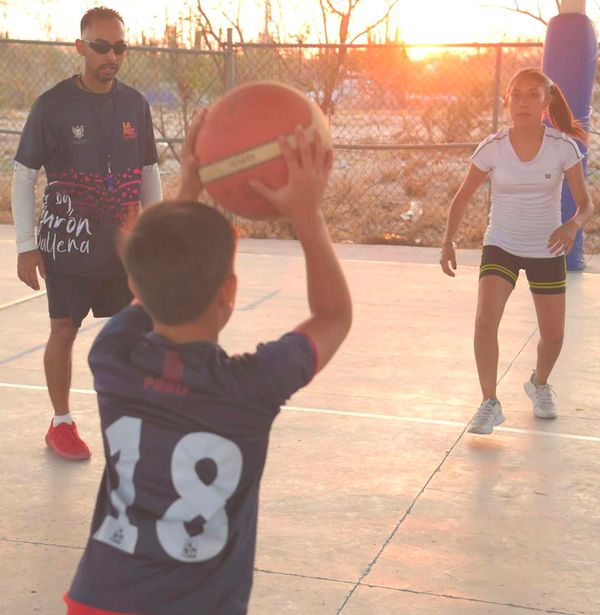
[195,81,332,219]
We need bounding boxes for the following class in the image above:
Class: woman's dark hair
[507,68,587,143]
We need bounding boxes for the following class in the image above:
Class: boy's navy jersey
[15,77,158,277]
[69,305,316,615]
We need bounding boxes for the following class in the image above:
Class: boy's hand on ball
[249,126,333,220]
[176,109,206,201]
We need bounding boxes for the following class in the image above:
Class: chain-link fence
[1,38,599,251]
[0,39,226,208]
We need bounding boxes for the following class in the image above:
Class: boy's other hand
[249,126,333,220]
[176,109,207,201]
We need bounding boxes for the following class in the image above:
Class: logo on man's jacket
[122,122,137,140]
[72,125,85,139]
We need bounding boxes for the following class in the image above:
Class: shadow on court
[0,224,598,615]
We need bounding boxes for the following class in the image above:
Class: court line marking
[239,251,600,274]
[0,290,47,311]
[0,290,279,366]
[240,252,448,267]
[0,538,573,614]
[285,406,600,443]
[0,540,575,615]
[0,382,597,443]
[0,288,276,315]
[254,569,575,615]
[0,320,105,367]
[255,570,573,615]
[238,289,280,311]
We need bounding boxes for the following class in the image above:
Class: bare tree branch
[221,11,245,44]
[322,0,345,18]
[319,0,330,44]
[484,1,552,26]
[194,1,223,49]
[349,0,402,44]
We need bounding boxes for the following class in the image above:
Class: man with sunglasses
[11,7,162,461]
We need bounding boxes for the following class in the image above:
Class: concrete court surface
[0,223,599,615]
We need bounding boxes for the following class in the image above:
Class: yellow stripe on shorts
[529,280,567,288]
[480,263,518,282]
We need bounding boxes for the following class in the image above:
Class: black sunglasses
[82,39,128,55]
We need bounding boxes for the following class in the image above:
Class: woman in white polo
[440,68,594,435]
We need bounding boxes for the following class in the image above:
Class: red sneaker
[45,421,91,460]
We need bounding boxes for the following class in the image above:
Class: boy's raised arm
[176,110,206,202]
[250,128,352,372]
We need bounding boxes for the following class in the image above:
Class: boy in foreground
[65,115,352,614]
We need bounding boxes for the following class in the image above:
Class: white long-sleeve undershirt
[140,162,162,207]
[11,161,38,253]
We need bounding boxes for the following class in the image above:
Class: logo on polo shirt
[122,121,137,140]
[72,125,85,139]
[545,172,552,179]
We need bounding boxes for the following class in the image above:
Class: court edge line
[497,327,538,387]
[0,320,105,367]
[239,251,600,276]
[255,568,574,615]
[336,329,583,613]
[0,537,84,552]
[335,419,471,612]
[0,382,598,443]
[239,289,281,311]
[0,290,46,311]
[335,324,551,615]
[0,291,278,366]
[0,538,574,614]
[352,581,575,615]
[285,406,600,443]
[241,252,472,268]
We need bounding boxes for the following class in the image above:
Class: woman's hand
[547,219,580,255]
[439,242,457,277]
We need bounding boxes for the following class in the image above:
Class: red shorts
[64,594,138,615]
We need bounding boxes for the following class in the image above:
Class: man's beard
[94,63,119,82]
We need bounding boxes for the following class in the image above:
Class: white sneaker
[524,371,557,419]
[467,399,505,434]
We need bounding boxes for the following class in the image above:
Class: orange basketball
[195,81,332,219]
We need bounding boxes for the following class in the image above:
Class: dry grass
[2,142,600,253]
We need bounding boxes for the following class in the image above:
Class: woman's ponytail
[547,82,588,143]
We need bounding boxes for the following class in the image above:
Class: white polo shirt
[472,126,583,258]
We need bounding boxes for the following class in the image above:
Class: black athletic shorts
[479,245,566,295]
[45,271,133,328]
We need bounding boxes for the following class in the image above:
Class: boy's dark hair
[121,201,236,326]
[81,7,124,34]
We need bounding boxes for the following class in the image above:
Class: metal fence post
[492,44,503,133]
[224,28,236,92]
[223,28,236,223]
[487,44,503,212]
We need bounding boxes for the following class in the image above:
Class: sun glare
[0,0,575,49]
[390,0,546,59]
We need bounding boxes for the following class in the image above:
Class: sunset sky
[2,0,599,46]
